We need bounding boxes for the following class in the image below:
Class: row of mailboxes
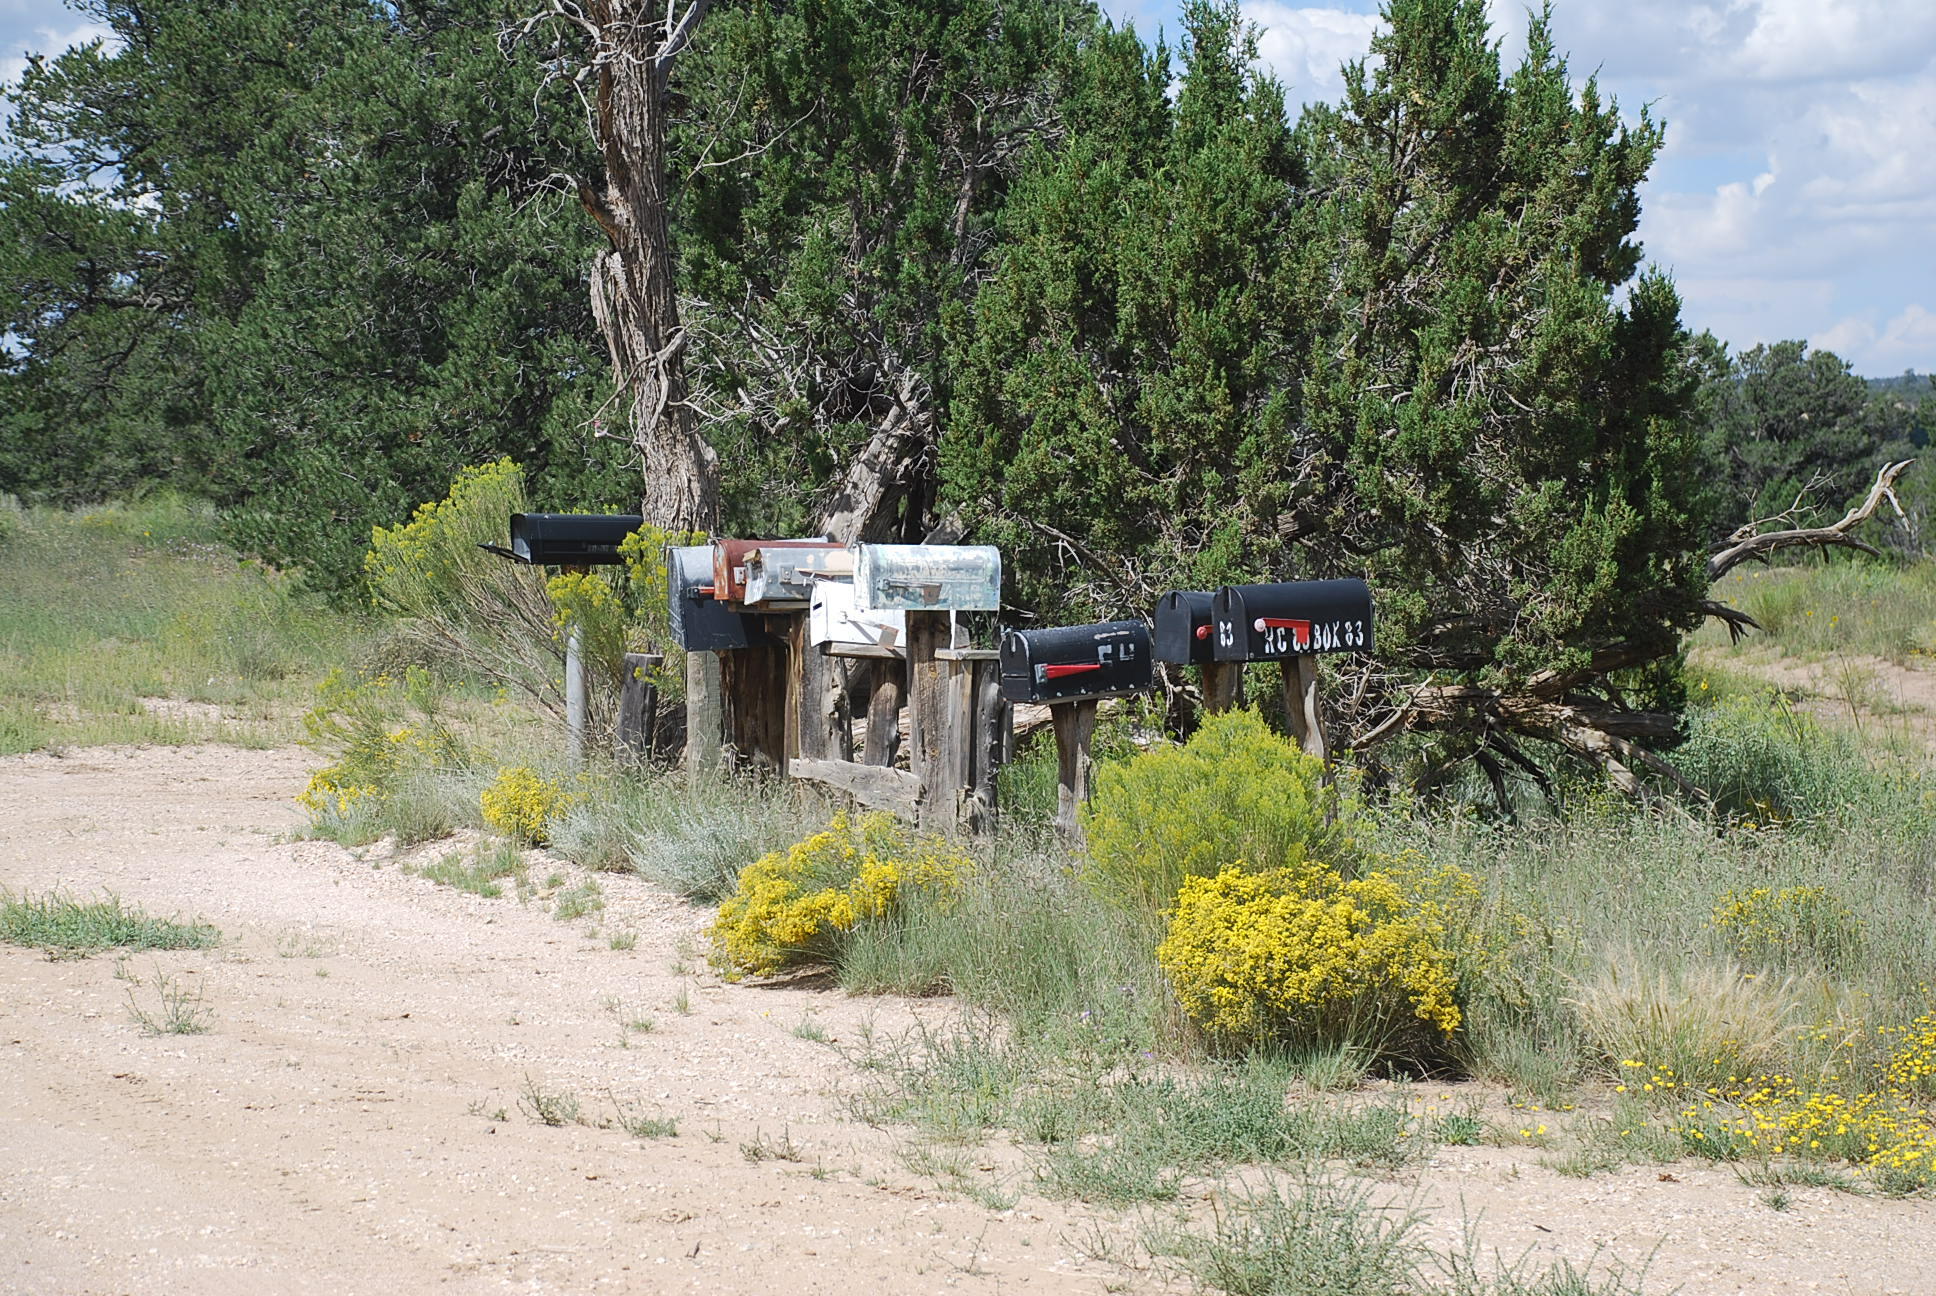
[996,580,1375,705]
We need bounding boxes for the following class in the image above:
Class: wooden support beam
[1280,654,1327,759]
[1050,698,1100,847]
[616,652,663,763]
[720,633,789,773]
[684,651,723,779]
[862,658,903,767]
[906,611,951,832]
[1201,661,1244,714]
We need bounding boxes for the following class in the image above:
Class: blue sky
[5,0,1932,376]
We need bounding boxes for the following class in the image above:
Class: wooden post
[966,661,1007,836]
[906,610,951,831]
[1279,655,1327,758]
[787,614,847,763]
[1050,698,1100,846]
[719,633,790,773]
[1201,661,1244,714]
[937,646,1001,835]
[862,658,903,767]
[684,651,723,779]
[616,652,663,763]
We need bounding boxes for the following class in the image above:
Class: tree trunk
[580,0,720,534]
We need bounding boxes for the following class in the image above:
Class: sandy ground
[5,745,1936,1296]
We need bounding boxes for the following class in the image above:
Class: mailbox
[810,579,905,656]
[1210,579,1373,662]
[494,513,642,565]
[741,544,853,609]
[999,620,1153,705]
[711,538,833,605]
[1153,591,1216,665]
[668,544,759,652]
[854,544,1001,612]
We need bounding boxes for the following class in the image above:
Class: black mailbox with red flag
[1210,580,1374,662]
[999,620,1153,705]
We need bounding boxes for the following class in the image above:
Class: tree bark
[578,0,720,534]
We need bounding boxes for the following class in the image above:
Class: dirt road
[4,745,1935,1295]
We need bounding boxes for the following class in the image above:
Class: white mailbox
[809,579,906,656]
[853,544,1001,613]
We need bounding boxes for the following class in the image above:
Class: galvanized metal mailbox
[1152,591,1217,665]
[495,513,642,566]
[668,544,759,652]
[999,620,1152,705]
[741,544,853,609]
[711,538,834,605]
[809,579,905,656]
[854,544,1001,613]
[1211,579,1374,662]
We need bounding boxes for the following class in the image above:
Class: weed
[792,1015,830,1043]
[1436,1113,1484,1146]
[671,983,693,1015]
[608,930,638,951]
[517,1074,582,1127]
[741,1126,805,1163]
[609,1094,678,1139]
[126,969,214,1036]
[553,879,604,922]
[1,890,217,957]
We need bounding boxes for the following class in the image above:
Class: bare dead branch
[1708,460,1914,581]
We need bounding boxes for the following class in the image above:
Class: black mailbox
[999,620,1153,705]
[1153,591,1216,665]
[1210,579,1373,662]
[668,544,760,652]
[498,513,642,566]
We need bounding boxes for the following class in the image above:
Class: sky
[3,0,1932,377]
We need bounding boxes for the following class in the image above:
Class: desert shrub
[298,667,468,832]
[1156,859,1469,1062]
[1711,884,1864,970]
[711,811,976,978]
[1081,708,1357,915]
[480,765,577,846]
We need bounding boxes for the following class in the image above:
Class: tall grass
[0,495,371,753]
[1701,557,1936,662]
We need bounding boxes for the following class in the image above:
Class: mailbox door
[999,620,1152,704]
[1152,591,1216,665]
[854,544,1002,612]
[508,513,643,566]
[1211,579,1374,662]
[668,545,758,651]
[809,580,906,655]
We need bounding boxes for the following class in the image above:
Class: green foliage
[947,0,1708,724]
[1081,709,1356,915]
[298,667,468,839]
[0,891,218,957]
[1694,336,1907,534]
[710,812,976,977]
[0,0,630,591]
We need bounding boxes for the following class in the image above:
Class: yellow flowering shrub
[298,667,462,822]
[480,766,577,846]
[1081,708,1359,916]
[1156,860,1468,1059]
[1710,884,1862,968]
[365,459,524,615]
[711,812,975,978]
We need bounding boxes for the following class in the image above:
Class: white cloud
[2,18,115,105]
[1243,2,1382,109]
[1815,305,1936,375]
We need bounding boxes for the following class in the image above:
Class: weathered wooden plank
[720,634,790,773]
[862,658,903,768]
[788,758,923,820]
[906,610,952,833]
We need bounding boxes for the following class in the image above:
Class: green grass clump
[1702,558,1936,663]
[0,890,219,957]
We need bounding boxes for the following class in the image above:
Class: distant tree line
[3,0,1930,781]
